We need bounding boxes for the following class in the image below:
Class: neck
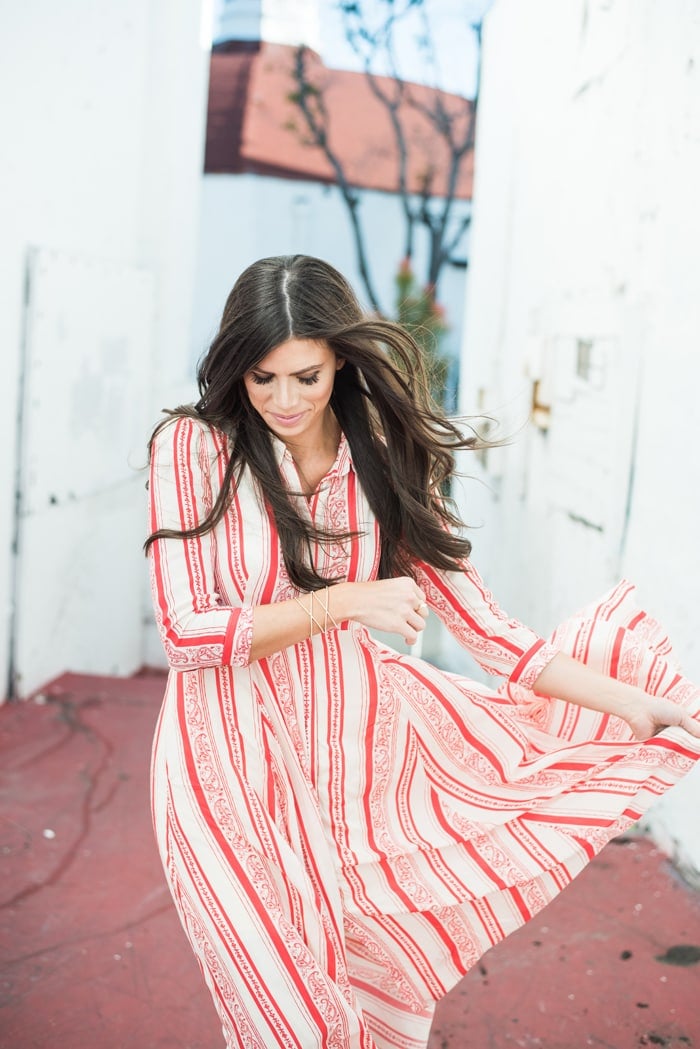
[285,412,340,463]
[284,412,342,495]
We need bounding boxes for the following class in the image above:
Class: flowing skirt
[151,582,700,1049]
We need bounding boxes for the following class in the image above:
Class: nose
[272,378,299,411]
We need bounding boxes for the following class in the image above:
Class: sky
[319,0,494,98]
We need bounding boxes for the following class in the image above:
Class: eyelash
[250,372,320,386]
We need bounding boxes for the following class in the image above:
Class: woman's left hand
[622,690,700,742]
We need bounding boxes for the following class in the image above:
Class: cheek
[312,377,336,404]
[243,388,266,417]
[243,380,264,405]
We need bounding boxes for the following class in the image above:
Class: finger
[407,611,427,634]
[679,711,700,738]
[656,707,700,739]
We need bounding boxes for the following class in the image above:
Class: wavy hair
[145,254,482,589]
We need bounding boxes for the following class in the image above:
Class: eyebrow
[251,363,323,377]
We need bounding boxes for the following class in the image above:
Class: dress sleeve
[413,558,559,688]
[147,416,254,669]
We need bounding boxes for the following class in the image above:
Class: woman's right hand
[334,577,429,646]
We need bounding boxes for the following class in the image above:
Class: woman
[146,254,700,1049]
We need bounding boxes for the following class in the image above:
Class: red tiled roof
[205,41,473,199]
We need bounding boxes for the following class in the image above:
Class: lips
[270,412,306,426]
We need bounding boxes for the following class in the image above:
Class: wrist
[600,680,644,722]
[328,581,358,624]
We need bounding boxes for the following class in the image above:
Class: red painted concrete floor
[1,670,699,1049]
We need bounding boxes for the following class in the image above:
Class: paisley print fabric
[148,417,700,1049]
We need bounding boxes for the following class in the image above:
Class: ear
[335,358,345,371]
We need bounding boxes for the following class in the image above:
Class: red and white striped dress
[148,416,700,1049]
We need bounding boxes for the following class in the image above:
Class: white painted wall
[459,0,700,875]
[0,0,208,698]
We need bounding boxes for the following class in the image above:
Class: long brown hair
[145,254,481,589]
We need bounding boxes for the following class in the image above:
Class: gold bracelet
[321,586,339,631]
[309,591,326,635]
[294,593,324,638]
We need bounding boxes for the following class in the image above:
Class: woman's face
[243,338,343,446]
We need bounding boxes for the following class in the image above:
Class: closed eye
[249,370,321,386]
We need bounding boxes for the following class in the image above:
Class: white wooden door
[523,300,645,627]
[10,247,154,697]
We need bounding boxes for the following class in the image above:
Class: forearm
[248,576,428,663]
[248,583,360,663]
[531,651,640,721]
[531,650,700,742]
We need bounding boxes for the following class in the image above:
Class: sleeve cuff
[509,638,560,691]
[222,606,255,667]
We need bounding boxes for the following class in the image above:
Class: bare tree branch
[288,3,481,316]
[342,1,422,262]
[290,46,384,313]
[442,211,472,267]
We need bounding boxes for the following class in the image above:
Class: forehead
[253,338,334,373]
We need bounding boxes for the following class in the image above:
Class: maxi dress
[148,416,700,1049]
